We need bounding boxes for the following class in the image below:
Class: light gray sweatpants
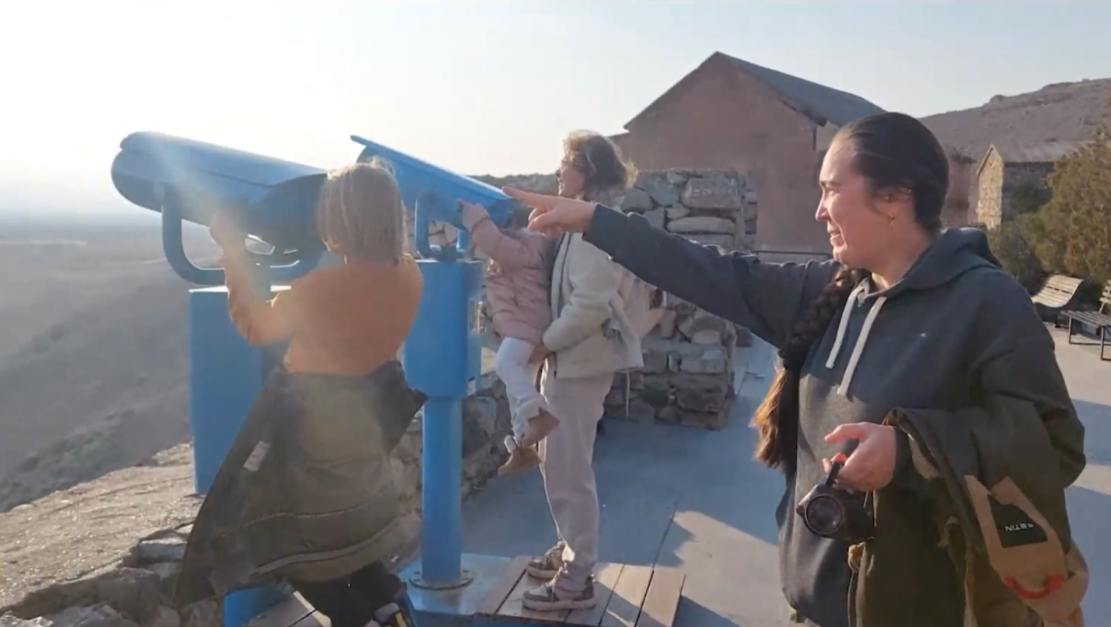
[537,368,613,591]
[493,337,547,442]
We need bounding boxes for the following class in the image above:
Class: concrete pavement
[1052,327,1111,621]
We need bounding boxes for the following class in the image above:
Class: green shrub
[987,223,1045,294]
[1010,181,1053,216]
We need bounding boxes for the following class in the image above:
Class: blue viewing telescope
[111,132,522,283]
[350,135,520,261]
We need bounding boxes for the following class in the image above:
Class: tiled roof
[623,52,885,131]
[975,140,1088,179]
[996,140,1088,164]
[721,54,885,127]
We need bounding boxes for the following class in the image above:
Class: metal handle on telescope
[413,190,470,262]
[159,194,321,286]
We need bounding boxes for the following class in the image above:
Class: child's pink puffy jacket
[462,204,554,345]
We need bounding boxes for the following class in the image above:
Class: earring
[888,215,896,228]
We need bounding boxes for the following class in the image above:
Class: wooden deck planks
[635,568,684,627]
[476,558,683,627]
[599,565,653,627]
[262,558,684,627]
[476,556,533,616]
[290,612,328,627]
[495,566,572,625]
[564,563,624,625]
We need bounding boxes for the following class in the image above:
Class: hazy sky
[3,1,1110,214]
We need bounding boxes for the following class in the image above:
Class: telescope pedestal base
[398,553,509,626]
[409,568,476,591]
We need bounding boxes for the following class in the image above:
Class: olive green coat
[173,360,426,606]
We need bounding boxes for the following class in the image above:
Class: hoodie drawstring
[825,282,870,370]
[837,296,886,396]
[823,281,887,397]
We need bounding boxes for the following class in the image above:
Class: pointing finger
[502,187,555,210]
[528,210,560,233]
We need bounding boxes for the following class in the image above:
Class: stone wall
[602,169,757,430]
[0,375,513,627]
[975,148,1005,228]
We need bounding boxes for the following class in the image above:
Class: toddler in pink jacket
[459,200,559,474]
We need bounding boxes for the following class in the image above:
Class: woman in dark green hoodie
[502,113,1088,627]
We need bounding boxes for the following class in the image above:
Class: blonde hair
[316,158,404,263]
[561,130,638,200]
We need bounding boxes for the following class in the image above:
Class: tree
[1021,103,1111,286]
[988,222,1044,293]
[1010,181,1053,216]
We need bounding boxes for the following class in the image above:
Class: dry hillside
[0,221,217,512]
[922,78,1111,159]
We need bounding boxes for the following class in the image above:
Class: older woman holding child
[462,131,654,611]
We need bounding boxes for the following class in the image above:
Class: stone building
[610,52,884,255]
[973,141,1084,228]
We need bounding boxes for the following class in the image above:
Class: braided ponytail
[751,266,869,474]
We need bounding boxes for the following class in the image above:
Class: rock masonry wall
[0,375,513,627]
[603,170,757,430]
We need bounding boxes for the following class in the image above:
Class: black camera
[796,461,875,543]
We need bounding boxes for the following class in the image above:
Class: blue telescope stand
[350,137,532,625]
[396,194,529,627]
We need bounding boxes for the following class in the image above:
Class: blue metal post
[402,259,484,589]
[419,398,464,583]
[188,278,288,627]
[188,287,264,494]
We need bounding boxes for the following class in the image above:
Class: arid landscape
[1,76,1109,514]
[0,217,219,511]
